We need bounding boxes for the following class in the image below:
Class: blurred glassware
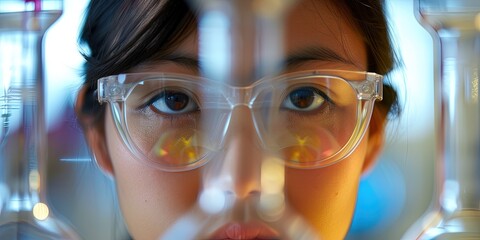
[158,0,321,239]
[403,0,480,239]
[0,0,80,238]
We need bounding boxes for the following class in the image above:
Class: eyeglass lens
[123,76,359,168]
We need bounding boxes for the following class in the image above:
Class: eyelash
[281,86,335,112]
[136,90,200,118]
[134,85,335,122]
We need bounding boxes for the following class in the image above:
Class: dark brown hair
[333,0,400,118]
[79,0,399,124]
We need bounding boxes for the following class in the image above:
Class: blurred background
[37,0,436,239]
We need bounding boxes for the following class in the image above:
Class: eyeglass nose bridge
[216,85,269,149]
[224,86,256,109]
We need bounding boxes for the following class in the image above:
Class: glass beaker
[0,0,80,239]
[403,0,480,239]
[158,0,320,239]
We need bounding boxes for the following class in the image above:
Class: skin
[77,0,386,239]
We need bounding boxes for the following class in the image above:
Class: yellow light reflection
[259,157,286,221]
[180,136,198,162]
[153,132,204,165]
[261,157,285,194]
[158,148,168,157]
[475,12,480,31]
[259,193,285,221]
[286,135,317,163]
[471,67,478,103]
[296,135,308,145]
[33,202,49,221]
[29,170,40,191]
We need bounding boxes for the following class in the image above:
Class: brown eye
[147,89,199,114]
[282,87,327,111]
[165,91,190,111]
[289,88,315,109]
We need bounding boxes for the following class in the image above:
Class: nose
[201,106,262,199]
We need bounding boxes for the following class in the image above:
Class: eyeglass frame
[97,69,383,172]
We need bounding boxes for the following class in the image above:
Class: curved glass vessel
[0,1,80,239]
[403,0,480,239]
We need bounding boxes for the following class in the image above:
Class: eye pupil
[165,91,189,110]
[289,88,315,109]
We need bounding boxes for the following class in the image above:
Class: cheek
[285,140,367,239]
[105,117,200,239]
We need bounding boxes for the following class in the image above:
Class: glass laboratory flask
[403,0,480,239]
[0,1,80,239]
[157,0,318,239]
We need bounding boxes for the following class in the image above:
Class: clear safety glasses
[97,70,383,172]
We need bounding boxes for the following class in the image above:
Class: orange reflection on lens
[149,129,207,166]
[282,136,318,163]
[280,132,338,165]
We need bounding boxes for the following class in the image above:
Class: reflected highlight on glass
[32,203,49,221]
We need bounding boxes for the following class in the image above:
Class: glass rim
[97,69,383,172]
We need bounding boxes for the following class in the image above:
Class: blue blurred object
[347,158,406,238]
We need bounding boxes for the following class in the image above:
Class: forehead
[284,0,367,69]
[135,0,367,73]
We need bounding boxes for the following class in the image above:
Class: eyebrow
[161,53,200,72]
[285,46,354,68]
[160,46,351,71]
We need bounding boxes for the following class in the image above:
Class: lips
[208,222,280,240]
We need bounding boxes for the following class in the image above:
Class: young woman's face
[97,0,382,239]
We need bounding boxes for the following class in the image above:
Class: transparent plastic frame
[97,69,383,172]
